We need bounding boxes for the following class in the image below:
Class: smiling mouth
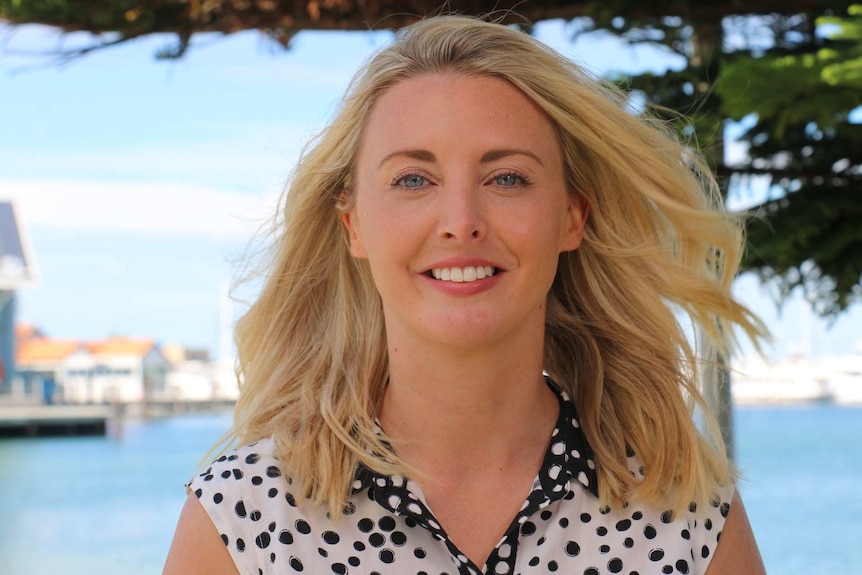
[427,266,498,283]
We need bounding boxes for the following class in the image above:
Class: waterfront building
[16,334,168,404]
[0,200,39,395]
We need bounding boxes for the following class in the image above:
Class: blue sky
[1,19,860,360]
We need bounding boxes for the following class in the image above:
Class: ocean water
[0,405,859,575]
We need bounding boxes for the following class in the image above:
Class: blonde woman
[164,15,767,575]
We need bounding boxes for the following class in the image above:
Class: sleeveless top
[187,386,733,575]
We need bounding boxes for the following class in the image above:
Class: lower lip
[421,272,503,296]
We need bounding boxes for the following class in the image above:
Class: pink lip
[419,258,505,296]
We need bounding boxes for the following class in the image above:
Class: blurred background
[0,1,860,573]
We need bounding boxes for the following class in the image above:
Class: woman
[164,15,768,575]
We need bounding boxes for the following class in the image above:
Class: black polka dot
[378,516,396,532]
[245,453,259,464]
[681,529,690,540]
[295,520,311,535]
[348,556,360,567]
[541,510,553,520]
[380,549,395,563]
[353,541,365,551]
[584,568,599,575]
[236,538,245,552]
[278,530,293,545]
[600,544,610,554]
[213,493,223,504]
[580,513,592,523]
[660,511,674,523]
[268,487,278,498]
[662,565,673,574]
[255,533,270,549]
[676,560,690,574]
[608,558,624,573]
[232,469,243,480]
[331,563,347,574]
[266,465,282,478]
[529,556,540,566]
[251,476,263,486]
[701,546,710,559]
[322,531,340,544]
[358,518,374,532]
[391,531,407,546]
[414,547,426,559]
[235,501,247,518]
[649,549,665,561]
[369,533,385,547]
[644,524,657,539]
[559,518,570,528]
[616,519,631,531]
[250,510,262,521]
[596,526,608,536]
[566,541,581,556]
[220,533,228,546]
[631,511,643,520]
[317,547,328,558]
[624,537,634,548]
[548,560,558,571]
[522,521,537,535]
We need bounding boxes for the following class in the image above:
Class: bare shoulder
[704,490,767,575]
[163,493,239,575]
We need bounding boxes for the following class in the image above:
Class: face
[342,73,587,351]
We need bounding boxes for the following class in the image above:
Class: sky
[1,19,860,361]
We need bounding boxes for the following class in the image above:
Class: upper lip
[421,258,505,273]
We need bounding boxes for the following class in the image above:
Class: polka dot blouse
[188,385,733,575]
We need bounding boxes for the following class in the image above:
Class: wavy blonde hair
[230,15,767,518]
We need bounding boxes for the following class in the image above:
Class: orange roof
[16,339,80,364]
[15,324,43,342]
[87,338,156,357]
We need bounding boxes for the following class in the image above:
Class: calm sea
[0,405,860,575]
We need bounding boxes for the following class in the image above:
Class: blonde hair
[230,15,767,518]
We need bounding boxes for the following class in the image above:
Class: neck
[379,323,558,481]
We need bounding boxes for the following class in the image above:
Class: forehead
[359,73,561,161]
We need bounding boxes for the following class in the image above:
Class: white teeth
[431,266,496,283]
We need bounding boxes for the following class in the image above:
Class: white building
[16,331,168,404]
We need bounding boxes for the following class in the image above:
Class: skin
[163,73,766,574]
[342,73,587,563]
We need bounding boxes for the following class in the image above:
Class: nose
[437,184,485,241]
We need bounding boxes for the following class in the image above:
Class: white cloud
[1,179,281,239]
[0,120,315,190]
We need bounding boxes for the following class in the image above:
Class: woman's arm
[162,493,240,575]
[704,490,767,575]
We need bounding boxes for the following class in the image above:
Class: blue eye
[396,174,427,188]
[495,173,523,186]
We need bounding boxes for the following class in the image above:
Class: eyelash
[490,170,531,187]
[390,171,431,189]
[390,170,532,189]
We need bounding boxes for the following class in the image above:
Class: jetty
[0,403,113,437]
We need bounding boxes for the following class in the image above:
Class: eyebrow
[377,148,544,168]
